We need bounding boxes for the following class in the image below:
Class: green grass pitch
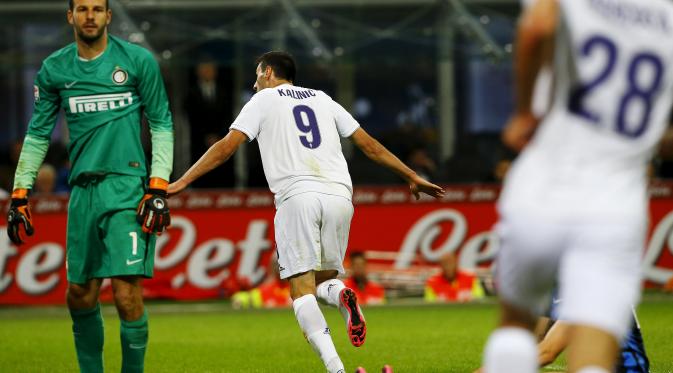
[0,297,671,372]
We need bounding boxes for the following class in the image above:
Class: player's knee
[113,289,143,319]
[113,286,138,308]
[315,270,338,285]
[66,283,98,309]
[288,271,317,300]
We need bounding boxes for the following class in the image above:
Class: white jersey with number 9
[231,84,360,206]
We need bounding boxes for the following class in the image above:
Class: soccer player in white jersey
[482,1,673,373]
[169,51,444,372]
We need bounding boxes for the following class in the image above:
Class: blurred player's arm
[8,64,60,244]
[349,128,444,200]
[168,129,247,196]
[503,0,558,151]
[537,320,570,367]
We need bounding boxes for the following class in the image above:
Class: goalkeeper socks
[70,303,105,373]
[483,327,537,373]
[120,309,148,373]
[293,294,344,373]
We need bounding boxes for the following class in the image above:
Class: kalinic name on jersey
[277,88,316,100]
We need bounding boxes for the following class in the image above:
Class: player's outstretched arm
[168,129,248,196]
[349,127,444,200]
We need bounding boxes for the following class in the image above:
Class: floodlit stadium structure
[0,0,518,184]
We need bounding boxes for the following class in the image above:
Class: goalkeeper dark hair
[255,51,296,83]
[69,0,109,10]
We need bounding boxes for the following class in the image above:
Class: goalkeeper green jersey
[22,35,173,186]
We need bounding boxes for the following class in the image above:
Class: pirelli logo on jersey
[68,92,133,114]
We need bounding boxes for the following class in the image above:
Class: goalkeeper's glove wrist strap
[148,177,168,191]
[11,188,29,199]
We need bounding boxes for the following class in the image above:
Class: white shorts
[274,192,354,279]
[495,213,645,339]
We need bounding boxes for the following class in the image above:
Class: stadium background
[0,0,672,372]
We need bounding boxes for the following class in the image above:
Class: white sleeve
[230,93,265,141]
[330,98,360,138]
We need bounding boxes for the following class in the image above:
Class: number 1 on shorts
[129,231,138,256]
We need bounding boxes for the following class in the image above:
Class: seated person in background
[232,256,291,309]
[342,252,385,305]
[424,252,484,303]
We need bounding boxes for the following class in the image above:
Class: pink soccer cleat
[340,287,366,347]
[381,365,393,373]
[355,367,367,373]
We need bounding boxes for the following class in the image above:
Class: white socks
[293,294,344,373]
[316,279,351,325]
[483,327,537,373]
[316,278,346,307]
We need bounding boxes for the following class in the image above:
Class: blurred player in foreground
[424,252,484,303]
[343,252,386,305]
[169,51,444,372]
[6,0,173,371]
[482,1,673,372]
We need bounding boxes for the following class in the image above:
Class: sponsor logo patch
[68,92,133,113]
[33,85,39,102]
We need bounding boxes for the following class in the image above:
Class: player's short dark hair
[255,51,296,83]
[69,0,109,10]
[350,251,366,261]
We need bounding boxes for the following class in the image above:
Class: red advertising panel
[1,183,673,305]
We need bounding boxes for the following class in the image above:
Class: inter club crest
[112,67,128,85]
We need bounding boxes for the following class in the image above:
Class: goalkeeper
[6,0,173,372]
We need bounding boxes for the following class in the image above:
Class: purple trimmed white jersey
[231,84,359,206]
[500,0,673,223]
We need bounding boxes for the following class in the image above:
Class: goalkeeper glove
[7,188,34,245]
[136,177,171,235]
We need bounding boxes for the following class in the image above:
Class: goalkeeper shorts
[66,173,156,284]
